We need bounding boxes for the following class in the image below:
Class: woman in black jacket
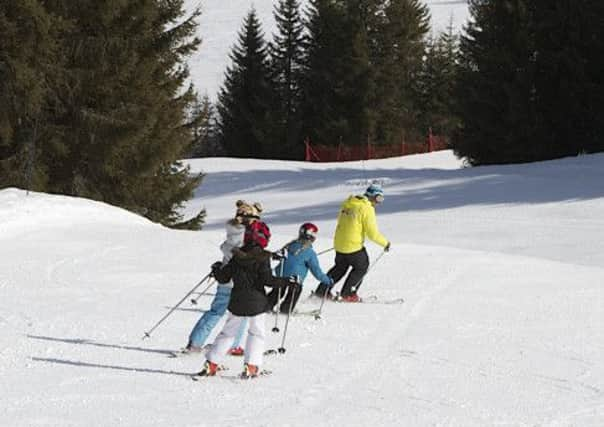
[196,221,296,378]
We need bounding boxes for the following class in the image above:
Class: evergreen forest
[2,0,603,224]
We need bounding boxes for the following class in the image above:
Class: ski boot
[228,346,245,356]
[240,363,259,379]
[184,342,206,353]
[339,293,361,303]
[195,360,219,377]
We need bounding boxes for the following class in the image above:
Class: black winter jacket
[213,244,290,316]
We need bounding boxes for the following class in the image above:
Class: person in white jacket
[184,200,263,354]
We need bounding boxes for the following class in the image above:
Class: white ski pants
[207,311,266,366]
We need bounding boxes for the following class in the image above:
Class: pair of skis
[294,294,405,317]
[166,350,273,380]
[169,347,283,358]
[191,369,272,381]
[336,295,405,305]
[305,291,405,304]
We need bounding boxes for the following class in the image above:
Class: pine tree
[453,0,536,165]
[0,0,59,190]
[301,0,430,148]
[454,0,604,164]
[416,21,460,139]
[41,0,205,227]
[532,0,604,157]
[216,8,274,158]
[342,0,376,146]
[189,94,221,157]
[300,0,365,147]
[269,0,306,159]
[371,0,430,145]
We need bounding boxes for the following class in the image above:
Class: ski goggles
[236,211,260,221]
[305,229,318,240]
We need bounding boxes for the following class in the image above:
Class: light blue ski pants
[188,284,247,348]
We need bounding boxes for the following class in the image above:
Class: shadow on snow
[31,357,191,377]
[190,154,604,230]
[27,334,175,356]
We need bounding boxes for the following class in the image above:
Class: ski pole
[275,239,296,256]
[278,278,299,354]
[314,286,331,320]
[190,277,216,305]
[272,260,286,333]
[317,247,334,256]
[272,287,282,333]
[314,249,387,320]
[349,250,387,295]
[311,248,335,319]
[142,272,214,340]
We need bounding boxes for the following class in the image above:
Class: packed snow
[2,150,604,426]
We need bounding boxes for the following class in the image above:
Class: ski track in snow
[283,254,474,425]
[2,152,604,426]
[179,245,604,426]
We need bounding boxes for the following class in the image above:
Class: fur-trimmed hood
[231,245,272,263]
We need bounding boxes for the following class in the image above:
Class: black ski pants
[316,248,370,297]
[267,285,302,313]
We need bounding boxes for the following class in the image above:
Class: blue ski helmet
[364,184,384,203]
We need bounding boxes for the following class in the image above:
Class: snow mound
[0,188,153,238]
[185,149,464,174]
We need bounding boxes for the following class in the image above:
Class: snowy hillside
[186,0,470,99]
[2,151,604,426]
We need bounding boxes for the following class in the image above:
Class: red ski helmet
[244,221,271,248]
[298,222,318,242]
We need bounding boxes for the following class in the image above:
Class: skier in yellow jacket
[314,184,391,302]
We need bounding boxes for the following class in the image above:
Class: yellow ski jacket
[333,195,389,254]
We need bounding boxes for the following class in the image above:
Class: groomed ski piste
[2,150,604,426]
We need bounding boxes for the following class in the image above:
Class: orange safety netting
[304,133,448,162]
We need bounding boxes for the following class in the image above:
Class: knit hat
[244,220,271,248]
[235,200,263,220]
[364,184,385,203]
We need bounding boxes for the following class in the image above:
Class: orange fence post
[304,138,322,162]
[305,138,310,161]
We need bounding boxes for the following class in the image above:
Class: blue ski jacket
[275,240,332,287]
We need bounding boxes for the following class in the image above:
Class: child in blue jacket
[268,223,333,313]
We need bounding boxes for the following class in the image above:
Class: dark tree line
[212,0,603,165]
[213,0,442,160]
[454,0,604,165]
[6,0,595,215]
[0,0,205,228]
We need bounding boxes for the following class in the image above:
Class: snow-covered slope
[0,188,152,238]
[2,151,604,426]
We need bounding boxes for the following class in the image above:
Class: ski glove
[210,261,223,276]
[384,242,391,252]
[286,275,300,290]
[272,249,286,260]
